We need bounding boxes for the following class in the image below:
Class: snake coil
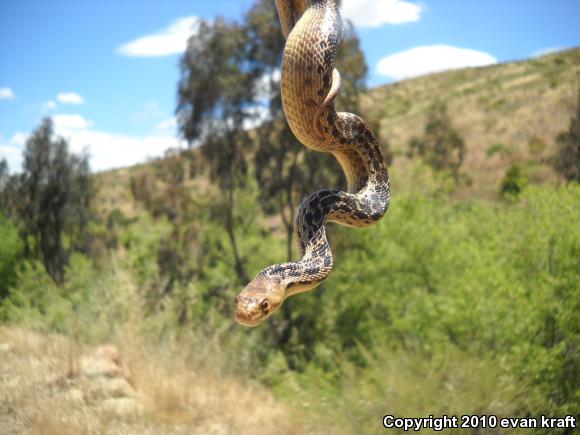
[235,0,390,326]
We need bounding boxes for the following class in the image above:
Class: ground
[0,327,304,435]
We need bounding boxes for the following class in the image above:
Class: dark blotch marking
[309,196,320,208]
[312,208,322,222]
[306,266,320,275]
[270,265,283,274]
[321,195,338,208]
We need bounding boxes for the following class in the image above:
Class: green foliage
[2,183,578,424]
[552,94,580,182]
[528,135,547,156]
[0,260,69,330]
[279,185,579,419]
[408,101,465,179]
[0,217,24,300]
[382,94,411,118]
[486,142,514,158]
[501,164,528,198]
[4,118,95,283]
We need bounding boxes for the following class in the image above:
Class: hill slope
[96,48,580,212]
[362,48,579,198]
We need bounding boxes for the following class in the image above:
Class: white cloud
[155,117,177,132]
[532,47,565,58]
[117,16,200,57]
[45,101,58,110]
[2,118,184,173]
[341,0,422,27]
[0,87,15,99]
[0,145,22,173]
[54,126,185,172]
[377,45,497,81]
[10,132,29,146]
[53,114,94,130]
[56,92,85,104]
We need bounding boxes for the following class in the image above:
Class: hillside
[95,49,579,212]
[363,48,580,198]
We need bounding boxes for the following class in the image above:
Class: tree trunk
[224,189,249,283]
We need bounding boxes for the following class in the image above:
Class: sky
[1,0,579,173]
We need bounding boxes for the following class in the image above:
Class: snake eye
[260,299,270,313]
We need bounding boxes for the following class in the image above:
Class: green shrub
[0,217,23,300]
[280,185,579,419]
[501,164,528,197]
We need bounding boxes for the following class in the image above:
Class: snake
[235,0,390,327]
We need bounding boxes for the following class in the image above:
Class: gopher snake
[235,0,390,326]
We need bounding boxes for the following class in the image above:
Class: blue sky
[1,0,578,172]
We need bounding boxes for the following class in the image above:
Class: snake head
[235,276,285,327]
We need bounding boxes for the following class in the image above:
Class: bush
[552,95,580,182]
[500,164,528,197]
[0,217,23,300]
[408,102,465,179]
[279,184,579,419]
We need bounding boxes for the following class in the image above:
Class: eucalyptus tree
[553,94,580,182]
[177,18,258,283]
[16,118,93,283]
[408,102,465,179]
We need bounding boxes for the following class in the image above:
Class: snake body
[235,0,390,326]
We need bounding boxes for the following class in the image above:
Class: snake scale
[235,0,390,326]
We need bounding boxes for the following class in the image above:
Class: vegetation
[553,93,580,182]
[0,7,579,432]
[2,176,578,432]
[1,119,94,283]
[408,101,465,179]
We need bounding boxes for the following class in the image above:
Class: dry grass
[0,327,305,435]
[362,48,580,199]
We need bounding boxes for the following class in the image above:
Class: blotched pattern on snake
[235,0,390,326]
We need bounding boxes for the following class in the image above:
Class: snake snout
[235,279,285,327]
